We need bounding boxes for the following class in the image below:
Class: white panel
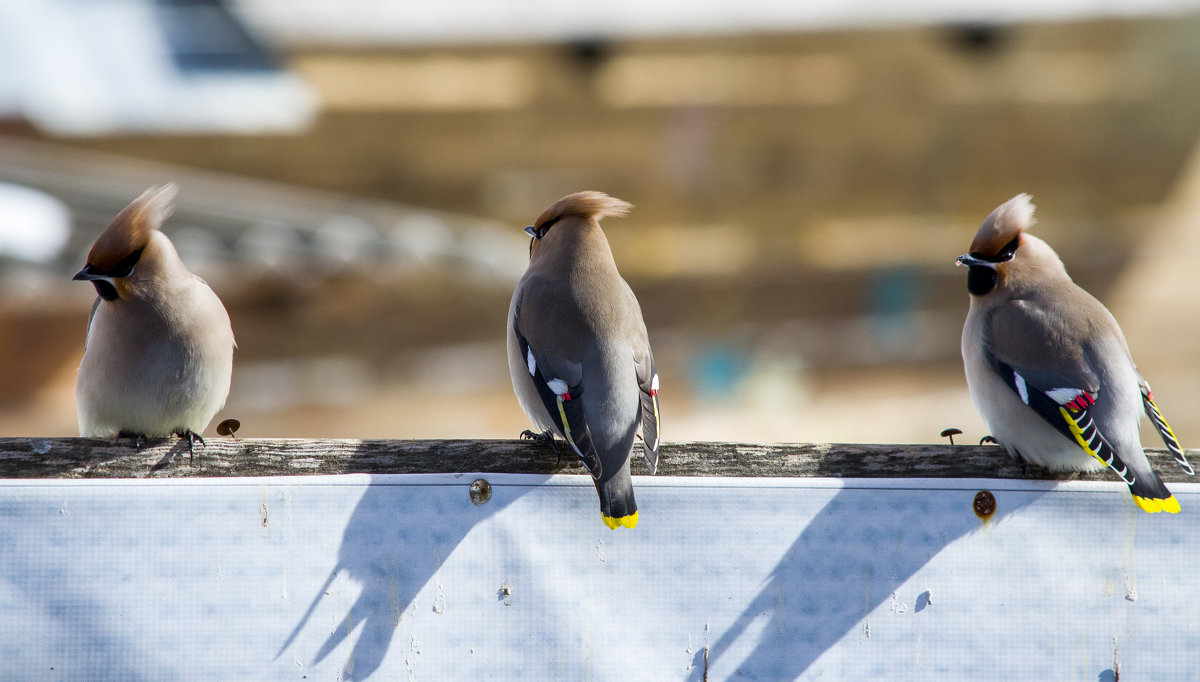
[0,474,1196,680]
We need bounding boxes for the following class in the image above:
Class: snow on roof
[0,0,315,135]
[0,182,70,263]
[231,0,1200,47]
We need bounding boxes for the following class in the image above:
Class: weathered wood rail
[0,437,1194,482]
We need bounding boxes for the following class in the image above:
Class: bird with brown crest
[507,191,661,529]
[958,194,1192,513]
[73,184,235,455]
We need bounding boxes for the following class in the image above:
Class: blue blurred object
[868,265,923,358]
[692,343,749,401]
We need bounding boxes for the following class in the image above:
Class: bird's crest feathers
[970,193,1035,257]
[87,183,178,271]
[533,191,632,230]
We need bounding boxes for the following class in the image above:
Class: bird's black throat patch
[93,280,119,301]
[967,265,998,296]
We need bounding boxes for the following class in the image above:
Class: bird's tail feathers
[1057,403,1180,513]
[596,474,638,529]
[602,510,639,529]
[1128,472,1180,514]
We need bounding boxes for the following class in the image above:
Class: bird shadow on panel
[273,470,529,681]
[691,485,1044,680]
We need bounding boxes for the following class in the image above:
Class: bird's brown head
[523,191,632,258]
[73,183,178,301]
[956,193,1034,296]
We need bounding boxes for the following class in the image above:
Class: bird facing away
[507,192,661,529]
[958,194,1192,513]
[74,184,235,450]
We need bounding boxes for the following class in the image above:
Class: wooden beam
[0,437,1195,482]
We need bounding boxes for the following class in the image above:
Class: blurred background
[2,0,1199,447]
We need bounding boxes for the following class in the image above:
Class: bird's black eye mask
[523,216,561,241]
[524,216,561,254]
[961,236,1019,296]
[969,235,1020,264]
[107,248,145,278]
[73,248,144,301]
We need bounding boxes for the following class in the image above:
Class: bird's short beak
[523,225,538,238]
[955,253,993,268]
[72,264,104,281]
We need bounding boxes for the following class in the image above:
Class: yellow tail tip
[602,511,639,529]
[1133,495,1180,514]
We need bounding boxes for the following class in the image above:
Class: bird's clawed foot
[980,435,998,446]
[176,429,205,466]
[520,429,562,465]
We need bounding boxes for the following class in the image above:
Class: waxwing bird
[74,184,235,454]
[958,194,1192,513]
[507,191,660,529]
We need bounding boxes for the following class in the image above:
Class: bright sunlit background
[2,0,1200,447]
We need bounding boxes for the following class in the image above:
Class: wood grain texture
[0,437,1195,483]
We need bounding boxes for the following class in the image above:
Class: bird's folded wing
[1139,379,1193,475]
[513,327,602,479]
[988,352,1132,481]
[986,354,1177,511]
[634,348,660,474]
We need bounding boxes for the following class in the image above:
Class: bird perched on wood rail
[506,191,660,529]
[73,183,235,456]
[958,194,1191,513]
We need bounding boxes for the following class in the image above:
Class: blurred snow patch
[313,215,379,269]
[171,227,228,274]
[0,183,70,263]
[237,220,305,269]
[389,214,454,261]
[233,356,374,410]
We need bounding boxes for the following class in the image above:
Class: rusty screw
[469,478,492,506]
[973,490,996,520]
[940,428,963,445]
